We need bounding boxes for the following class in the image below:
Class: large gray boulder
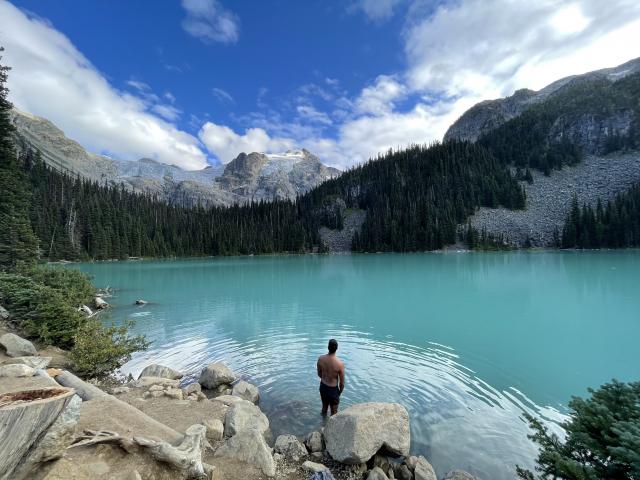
[214,428,275,477]
[0,332,37,357]
[131,376,180,389]
[443,470,476,480]
[414,456,437,480]
[1,356,51,369]
[199,362,235,389]
[232,380,260,404]
[138,364,183,380]
[274,434,307,461]
[324,402,410,464]
[224,401,269,438]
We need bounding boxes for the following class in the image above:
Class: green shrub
[0,272,85,347]
[22,265,95,306]
[70,317,149,379]
[518,380,640,480]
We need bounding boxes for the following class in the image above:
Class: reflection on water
[74,251,640,480]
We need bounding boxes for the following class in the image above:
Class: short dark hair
[328,339,338,353]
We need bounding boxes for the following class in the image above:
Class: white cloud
[181,0,239,44]
[211,87,235,104]
[296,105,332,126]
[151,104,182,122]
[355,75,407,116]
[0,1,208,170]
[199,122,294,164]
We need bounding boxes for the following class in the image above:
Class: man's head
[328,339,338,354]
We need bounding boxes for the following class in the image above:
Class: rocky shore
[1,309,478,480]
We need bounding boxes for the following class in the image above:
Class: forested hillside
[302,142,525,251]
[478,72,640,174]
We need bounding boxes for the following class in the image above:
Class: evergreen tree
[0,48,38,269]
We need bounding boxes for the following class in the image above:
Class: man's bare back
[317,339,345,415]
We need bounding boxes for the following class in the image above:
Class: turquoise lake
[73,251,640,479]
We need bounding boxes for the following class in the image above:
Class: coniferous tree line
[23,150,312,260]
[561,188,640,248]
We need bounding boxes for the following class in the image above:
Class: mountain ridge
[9,108,339,207]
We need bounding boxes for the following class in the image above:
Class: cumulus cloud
[199,122,294,164]
[355,75,407,116]
[181,0,239,44]
[0,1,208,170]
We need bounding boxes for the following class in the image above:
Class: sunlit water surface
[73,252,640,479]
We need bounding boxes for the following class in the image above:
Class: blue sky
[1,0,640,169]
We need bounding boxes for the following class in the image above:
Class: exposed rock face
[324,402,410,464]
[138,364,182,380]
[214,428,276,477]
[414,456,437,480]
[199,362,236,389]
[469,152,640,246]
[0,333,38,357]
[0,305,9,322]
[10,108,340,207]
[274,434,307,461]
[231,380,260,404]
[319,209,367,253]
[223,401,270,438]
[444,57,640,143]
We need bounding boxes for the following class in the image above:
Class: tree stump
[0,387,79,480]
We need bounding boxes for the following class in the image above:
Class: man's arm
[338,362,345,394]
[317,358,322,379]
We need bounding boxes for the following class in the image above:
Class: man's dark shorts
[320,382,340,406]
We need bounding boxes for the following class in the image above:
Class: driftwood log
[134,424,214,479]
[0,387,80,480]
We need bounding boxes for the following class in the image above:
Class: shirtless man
[317,338,345,416]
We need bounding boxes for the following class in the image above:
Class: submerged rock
[274,434,307,461]
[443,470,477,480]
[214,428,276,477]
[138,364,182,380]
[199,362,235,389]
[0,332,38,357]
[232,380,260,404]
[324,402,410,464]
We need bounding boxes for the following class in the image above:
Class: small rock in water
[0,332,38,357]
[199,362,236,389]
[232,380,260,404]
[138,363,182,380]
[414,456,437,480]
[443,470,477,480]
[135,299,148,305]
[94,297,109,309]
